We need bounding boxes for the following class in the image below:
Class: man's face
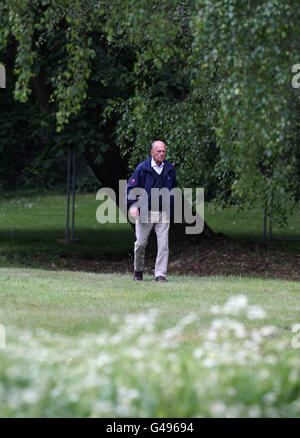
[151,143,166,165]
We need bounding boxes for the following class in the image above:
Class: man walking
[127,141,178,282]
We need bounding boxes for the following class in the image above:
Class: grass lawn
[0,191,299,271]
[205,202,300,254]
[0,191,131,236]
[1,268,300,417]
[0,191,134,267]
[1,191,299,242]
[0,191,300,417]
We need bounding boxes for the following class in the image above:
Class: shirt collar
[151,158,164,168]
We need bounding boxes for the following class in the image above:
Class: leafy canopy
[1,0,299,220]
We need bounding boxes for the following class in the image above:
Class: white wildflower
[210,401,227,416]
[137,334,155,347]
[223,295,248,315]
[162,326,181,340]
[259,369,270,380]
[97,353,113,367]
[211,295,249,317]
[69,392,79,403]
[193,348,203,359]
[110,315,118,324]
[226,387,236,397]
[247,306,266,320]
[263,392,277,404]
[110,333,123,344]
[248,405,261,418]
[227,320,246,339]
[251,329,262,343]
[210,318,246,339]
[22,388,40,404]
[206,329,218,341]
[259,326,277,337]
[128,347,144,359]
[289,369,299,383]
[203,357,216,368]
[210,305,221,315]
[179,312,198,327]
[224,404,244,418]
[264,355,277,364]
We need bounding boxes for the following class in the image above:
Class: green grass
[0,191,132,237]
[0,191,300,417]
[205,202,300,253]
[1,191,299,241]
[1,269,299,335]
[1,268,300,417]
[0,192,134,265]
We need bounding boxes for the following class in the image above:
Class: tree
[190,0,300,223]
[1,0,298,232]
[0,0,215,243]
[101,0,300,224]
[0,0,136,192]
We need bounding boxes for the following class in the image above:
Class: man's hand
[129,206,139,217]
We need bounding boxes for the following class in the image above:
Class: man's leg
[134,213,154,275]
[154,211,170,279]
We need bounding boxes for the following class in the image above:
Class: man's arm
[126,166,141,216]
[172,166,178,189]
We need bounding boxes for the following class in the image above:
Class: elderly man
[127,141,178,282]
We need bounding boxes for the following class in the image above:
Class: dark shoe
[133,271,143,281]
[155,276,167,282]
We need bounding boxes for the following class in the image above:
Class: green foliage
[191,0,300,217]
[106,0,300,216]
[102,0,221,197]
[107,92,218,197]
[1,0,299,219]
[1,0,97,125]
[1,0,194,126]
[0,6,136,189]
[7,0,36,102]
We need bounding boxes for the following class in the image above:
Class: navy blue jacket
[126,157,178,212]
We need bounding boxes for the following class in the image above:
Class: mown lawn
[1,268,299,334]
[205,202,300,254]
[0,191,300,417]
[1,191,299,240]
[0,191,130,236]
[0,191,134,266]
[1,268,300,417]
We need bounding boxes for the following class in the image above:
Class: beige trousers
[134,211,170,278]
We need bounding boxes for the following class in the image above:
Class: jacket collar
[142,157,172,173]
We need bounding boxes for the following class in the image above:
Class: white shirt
[151,158,164,175]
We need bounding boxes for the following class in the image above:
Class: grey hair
[151,141,166,150]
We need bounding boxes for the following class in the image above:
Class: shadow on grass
[0,231,299,282]
[0,227,135,272]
